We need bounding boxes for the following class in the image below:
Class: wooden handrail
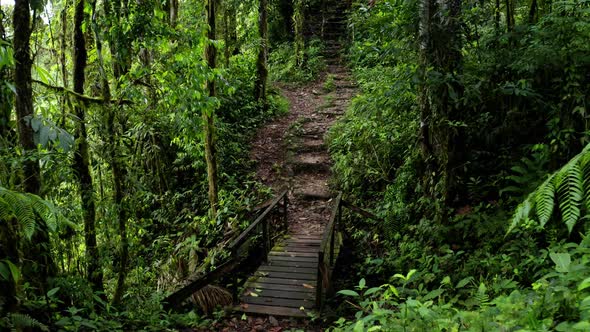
[228,190,288,251]
[162,190,288,311]
[163,258,239,310]
[317,192,342,309]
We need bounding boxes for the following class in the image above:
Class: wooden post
[263,218,269,260]
[231,248,238,302]
[283,194,288,231]
[316,253,324,308]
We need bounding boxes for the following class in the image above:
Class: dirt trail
[251,62,356,237]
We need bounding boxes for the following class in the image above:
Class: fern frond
[0,189,35,239]
[556,160,583,234]
[0,197,15,221]
[508,196,534,233]
[580,152,590,213]
[28,194,58,232]
[535,174,556,227]
[8,313,49,332]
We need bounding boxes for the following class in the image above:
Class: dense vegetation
[328,0,590,330]
[1,0,589,330]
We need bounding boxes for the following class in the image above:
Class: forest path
[251,62,356,238]
[203,61,356,331]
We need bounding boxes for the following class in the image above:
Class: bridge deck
[234,234,321,318]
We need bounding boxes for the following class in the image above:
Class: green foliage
[509,144,590,234]
[0,186,72,239]
[331,233,590,331]
[268,38,326,83]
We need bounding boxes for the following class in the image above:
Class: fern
[0,186,73,240]
[7,313,49,332]
[509,144,590,234]
[556,160,583,233]
[535,174,555,227]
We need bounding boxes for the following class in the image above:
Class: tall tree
[254,0,268,108]
[13,0,40,194]
[419,0,463,219]
[72,0,104,293]
[204,0,219,218]
[91,0,129,304]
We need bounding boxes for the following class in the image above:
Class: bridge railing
[163,190,288,310]
[316,192,342,309]
[227,189,289,298]
[315,192,383,310]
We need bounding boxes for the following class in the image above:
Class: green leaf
[556,161,583,233]
[456,276,473,289]
[337,289,360,297]
[549,252,571,273]
[358,278,366,290]
[535,175,556,227]
[364,287,382,296]
[578,277,590,291]
[422,288,444,301]
[47,287,60,297]
[353,320,365,332]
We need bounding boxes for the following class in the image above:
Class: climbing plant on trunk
[204,0,219,219]
[254,0,268,108]
[72,0,104,294]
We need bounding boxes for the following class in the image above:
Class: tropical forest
[1,0,589,330]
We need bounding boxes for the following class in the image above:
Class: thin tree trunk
[254,0,268,108]
[204,0,219,219]
[0,13,12,142]
[495,0,500,32]
[13,0,40,194]
[73,0,104,294]
[60,6,69,127]
[529,0,537,23]
[293,0,305,67]
[96,0,129,304]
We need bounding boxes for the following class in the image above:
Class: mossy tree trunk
[254,0,268,108]
[419,0,464,221]
[204,0,219,219]
[73,0,104,294]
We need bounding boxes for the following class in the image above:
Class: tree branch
[33,79,133,105]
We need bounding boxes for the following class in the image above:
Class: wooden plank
[248,276,316,286]
[285,238,321,244]
[258,265,316,275]
[266,260,317,268]
[241,296,314,309]
[255,271,316,280]
[245,282,316,293]
[269,251,318,258]
[242,288,314,300]
[288,235,322,240]
[233,304,309,318]
[283,240,322,247]
[281,246,319,253]
[268,254,318,263]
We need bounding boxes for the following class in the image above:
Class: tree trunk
[0,13,13,143]
[254,0,268,108]
[529,0,537,23]
[204,0,219,219]
[293,0,305,67]
[95,0,129,304]
[13,0,41,194]
[418,0,463,220]
[73,0,104,294]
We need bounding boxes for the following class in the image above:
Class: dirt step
[290,139,326,153]
[291,153,331,174]
[292,177,332,201]
[318,108,345,116]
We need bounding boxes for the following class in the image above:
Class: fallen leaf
[299,306,305,311]
[303,283,315,289]
[249,292,259,297]
[241,303,249,309]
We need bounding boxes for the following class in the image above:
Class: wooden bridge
[162,190,378,318]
